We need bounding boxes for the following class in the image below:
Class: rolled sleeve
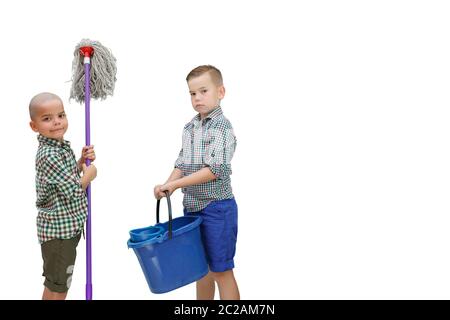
[174,148,184,169]
[204,126,237,179]
[56,179,85,200]
[207,163,232,179]
[42,155,85,201]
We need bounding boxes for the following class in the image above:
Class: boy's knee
[198,271,214,283]
[211,270,232,281]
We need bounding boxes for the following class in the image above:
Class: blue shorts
[184,198,238,272]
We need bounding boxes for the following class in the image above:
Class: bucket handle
[156,191,173,239]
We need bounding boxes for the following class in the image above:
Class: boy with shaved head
[29,92,97,300]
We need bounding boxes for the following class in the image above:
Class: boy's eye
[202,89,207,93]
[59,114,66,118]
[191,92,196,96]
[42,117,50,121]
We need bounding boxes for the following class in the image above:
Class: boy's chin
[42,132,65,141]
[194,106,215,114]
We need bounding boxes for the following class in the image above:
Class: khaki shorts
[41,233,81,293]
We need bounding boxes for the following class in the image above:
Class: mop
[70,39,117,300]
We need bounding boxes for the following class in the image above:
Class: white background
[0,0,449,300]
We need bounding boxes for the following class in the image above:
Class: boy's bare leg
[213,270,240,300]
[42,286,67,300]
[196,271,215,300]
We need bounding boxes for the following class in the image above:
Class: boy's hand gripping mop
[70,39,117,300]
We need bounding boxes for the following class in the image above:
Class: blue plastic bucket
[128,193,208,294]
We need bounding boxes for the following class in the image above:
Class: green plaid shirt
[175,106,237,212]
[34,135,87,244]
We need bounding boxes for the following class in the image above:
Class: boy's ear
[218,85,225,100]
[29,120,38,132]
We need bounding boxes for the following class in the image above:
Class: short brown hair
[186,65,223,86]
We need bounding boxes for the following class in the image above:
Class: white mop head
[70,39,117,103]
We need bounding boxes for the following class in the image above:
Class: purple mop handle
[83,57,93,301]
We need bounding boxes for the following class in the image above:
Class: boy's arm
[80,164,97,190]
[159,124,237,197]
[154,168,184,199]
[43,154,88,200]
[160,167,216,195]
[154,148,185,199]
[165,168,183,183]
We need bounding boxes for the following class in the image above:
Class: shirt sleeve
[174,148,184,169]
[204,125,237,179]
[41,154,85,201]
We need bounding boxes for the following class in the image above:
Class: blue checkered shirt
[175,107,237,212]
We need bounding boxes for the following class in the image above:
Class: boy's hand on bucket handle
[154,185,166,200]
[159,182,176,197]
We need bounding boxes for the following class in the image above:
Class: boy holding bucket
[154,65,240,300]
[29,92,97,299]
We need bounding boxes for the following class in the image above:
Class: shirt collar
[193,106,223,124]
[37,134,70,148]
